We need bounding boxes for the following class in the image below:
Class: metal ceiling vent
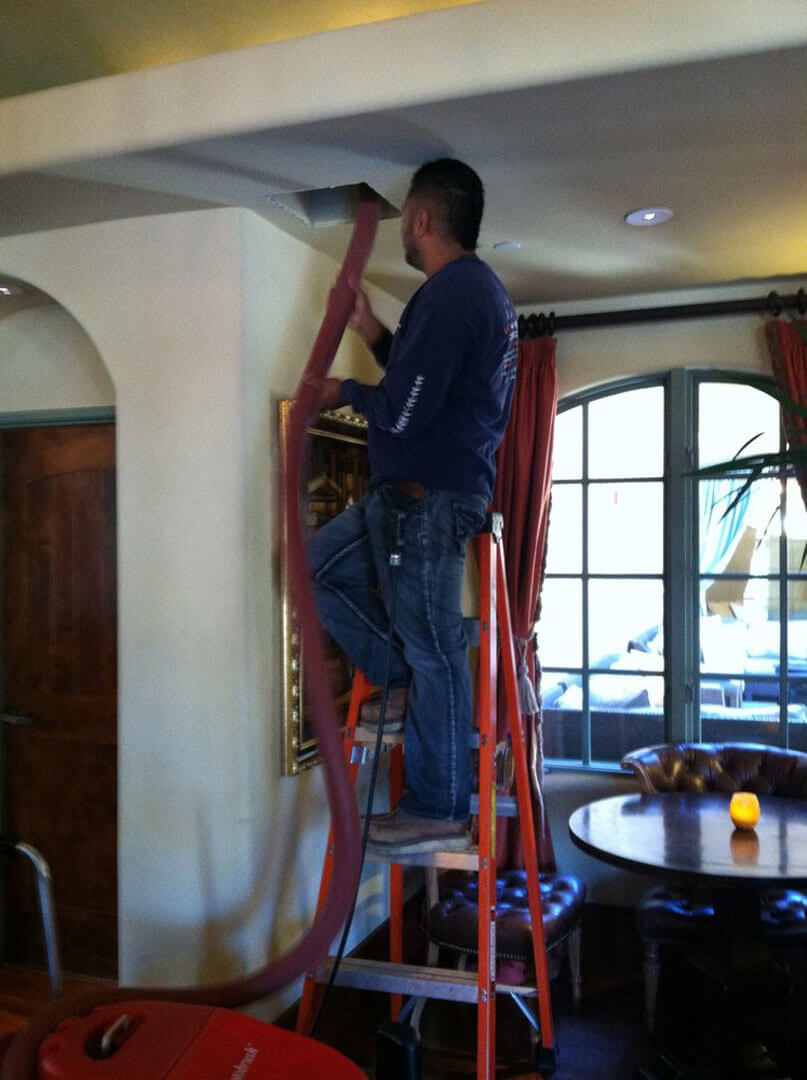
[265,182,399,227]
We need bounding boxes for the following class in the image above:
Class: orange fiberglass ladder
[295,513,556,1079]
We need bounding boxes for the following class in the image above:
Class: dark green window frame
[542,368,803,770]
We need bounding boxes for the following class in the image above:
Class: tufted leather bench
[621,742,807,1030]
[425,869,586,1005]
[621,741,807,798]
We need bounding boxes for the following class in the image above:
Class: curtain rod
[518,288,807,339]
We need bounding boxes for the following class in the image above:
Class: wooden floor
[0,965,114,1056]
[0,949,650,1080]
[287,902,807,1079]
[304,904,656,1079]
[306,960,654,1079]
[2,904,805,1078]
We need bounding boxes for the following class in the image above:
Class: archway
[0,275,117,979]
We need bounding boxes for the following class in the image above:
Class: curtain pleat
[491,337,558,870]
[766,319,807,509]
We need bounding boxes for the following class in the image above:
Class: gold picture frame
[279,399,369,775]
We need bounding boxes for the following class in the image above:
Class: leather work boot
[365,806,472,855]
[358,686,408,733]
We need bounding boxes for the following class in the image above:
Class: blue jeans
[309,483,488,821]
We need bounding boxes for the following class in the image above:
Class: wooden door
[1,425,117,978]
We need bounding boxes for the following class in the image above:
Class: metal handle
[1,839,63,997]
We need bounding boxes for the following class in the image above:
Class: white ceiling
[0,3,805,309]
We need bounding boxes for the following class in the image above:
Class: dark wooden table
[568,791,807,888]
[569,793,807,1078]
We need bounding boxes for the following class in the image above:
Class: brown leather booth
[622,741,807,799]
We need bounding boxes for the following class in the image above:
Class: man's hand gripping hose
[0,190,382,1079]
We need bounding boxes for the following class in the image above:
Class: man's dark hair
[408,158,484,251]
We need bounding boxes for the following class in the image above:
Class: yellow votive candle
[729,791,760,831]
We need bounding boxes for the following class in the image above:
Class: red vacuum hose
[1,190,382,1079]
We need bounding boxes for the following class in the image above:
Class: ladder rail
[389,744,405,1020]
[494,537,555,1052]
[296,670,374,1035]
[476,532,497,1080]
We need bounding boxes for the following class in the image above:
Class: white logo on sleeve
[392,374,425,433]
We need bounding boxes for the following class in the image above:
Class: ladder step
[312,957,537,1003]
[364,846,480,870]
[351,726,405,747]
[470,793,519,818]
[351,729,490,750]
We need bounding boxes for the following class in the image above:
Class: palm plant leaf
[690,315,807,519]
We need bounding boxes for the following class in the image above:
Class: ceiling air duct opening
[265,183,399,227]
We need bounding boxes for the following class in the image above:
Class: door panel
[2,425,117,977]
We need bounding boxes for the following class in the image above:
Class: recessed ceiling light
[624,207,673,227]
[0,281,24,297]
[493,240,522,252]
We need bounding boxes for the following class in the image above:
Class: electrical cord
[310,507,405,1038]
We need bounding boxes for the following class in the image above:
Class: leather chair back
[621,742,807,798]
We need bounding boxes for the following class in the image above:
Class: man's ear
[412,206,430,237]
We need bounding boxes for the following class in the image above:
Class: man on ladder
[310,157,518,857]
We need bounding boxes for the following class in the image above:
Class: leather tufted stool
[425,869,586,1005]
[762,889,807,940]
[634,884,716,1031]
[622,742,807,1031]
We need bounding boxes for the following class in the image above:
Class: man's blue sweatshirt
[339,256,518,501]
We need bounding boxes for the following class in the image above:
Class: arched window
[539,371,807,768]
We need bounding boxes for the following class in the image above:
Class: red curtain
[491,337,558,870]
[766,318,807,508]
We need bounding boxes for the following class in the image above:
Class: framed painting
[279,399,369,775]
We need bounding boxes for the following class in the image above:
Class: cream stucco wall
[0,207,400,1017]
[0,303,114,414]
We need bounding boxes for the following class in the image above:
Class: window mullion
[581,402,591,766]
[779,450,789,746]
[665,370,699,741]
